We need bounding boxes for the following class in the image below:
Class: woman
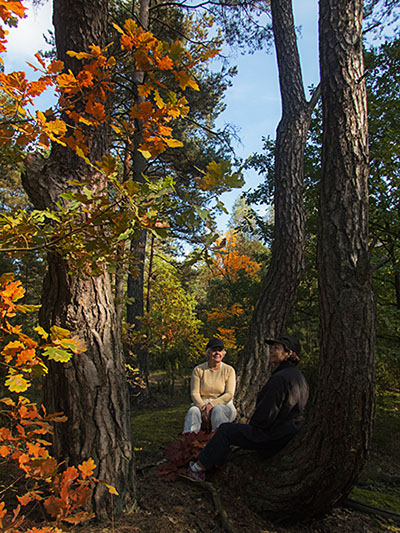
[183,338,236,434]
[185,334,309,481]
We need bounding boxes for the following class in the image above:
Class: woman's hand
[201,403,213,424]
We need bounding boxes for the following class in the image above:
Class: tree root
[179,477,235,533]
[343,497,400,523]
[202,481,236,533]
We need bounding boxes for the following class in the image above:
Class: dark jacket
[249,360,309,440]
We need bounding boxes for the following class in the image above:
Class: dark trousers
[197,422,293,470]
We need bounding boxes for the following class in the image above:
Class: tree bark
[235,0,317,417]
[22,0,135,518]
[219,0,375,522]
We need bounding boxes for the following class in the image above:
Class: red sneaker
[180,461,205,482]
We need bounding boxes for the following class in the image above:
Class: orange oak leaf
[78,458,96,479]
[2,280,24,302]
[0,445,10,457]
[156,55,173,70]
[43,495,62,518]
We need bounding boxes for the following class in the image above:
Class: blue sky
[4,0,320,231]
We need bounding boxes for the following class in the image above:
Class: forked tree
[235,0,319,415]
[225,0,375,520]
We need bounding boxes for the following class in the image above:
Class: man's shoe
[180,461,205,482]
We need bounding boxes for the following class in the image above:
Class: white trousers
[183,400,237,434]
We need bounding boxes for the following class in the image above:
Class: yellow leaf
[105,483,119,495]
[175,71,199,91]
[137,148,152,159]
[66,50,93,60]
[45,119,67,137]
[34,325,49,340]
[43,346,73,363]
[1,397,15,406]
[112,22,124,34]
[123,18,138,35]
[15,304,40,314]
[5,373,30,393]
[50,325,71,340]
[164,138,183,148]
[153,89,165,109]
[3,340,24,360]
[59,336,86,354]
[111,124,122,134]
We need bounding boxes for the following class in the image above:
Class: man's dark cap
[265,334,301,356]
[206,338,225,350]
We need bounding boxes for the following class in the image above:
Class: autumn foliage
[0,273,119,532]
[0,1,219,267]
[204,231,262,351]
[158,430,215,481]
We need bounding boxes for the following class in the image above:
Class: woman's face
[269,342,290,365]
[207,346,225,367]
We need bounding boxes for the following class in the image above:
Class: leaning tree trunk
[22,0,134,518]
[235,0,318,417]
[219,0,375,521]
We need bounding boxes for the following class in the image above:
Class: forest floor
[79,376,400,533]
[22,375,399,533]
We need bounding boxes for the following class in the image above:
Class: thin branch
[308,83,321,110]
[149,15,217,47]
[183,116,225,138]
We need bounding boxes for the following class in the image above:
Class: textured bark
[235,0,317,417]
[220,0,375,522]
[22,0,135,518]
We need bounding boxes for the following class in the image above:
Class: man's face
[269,342,290,365]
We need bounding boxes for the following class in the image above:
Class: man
[185,334,309,481]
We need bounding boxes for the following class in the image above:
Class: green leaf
[43,346,73,363]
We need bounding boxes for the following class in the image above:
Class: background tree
[108,1,239,383]
[128,248,205,392]
[365,37,400,388]
[197,201,266,359]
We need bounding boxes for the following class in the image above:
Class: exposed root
[343,497,400,523]
[179,476,235,533]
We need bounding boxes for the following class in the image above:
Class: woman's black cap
[265,334,301,356]
[206,338,225,349]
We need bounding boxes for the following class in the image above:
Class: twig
[343,497,400,524]
[136,459,166,473]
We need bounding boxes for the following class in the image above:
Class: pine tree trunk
[235,0,317,417]
[220,0,375,521]
[22,0,135,517]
